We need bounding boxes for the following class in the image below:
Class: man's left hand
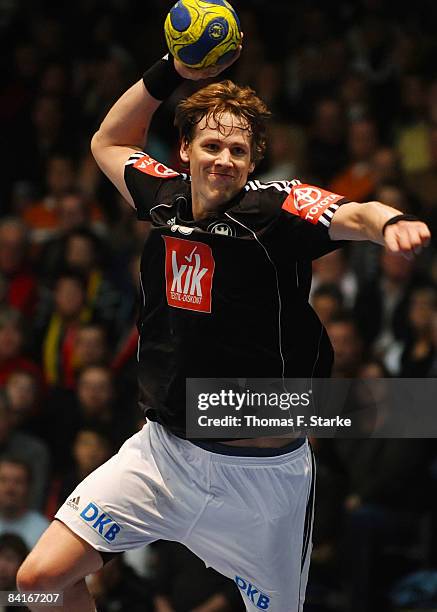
[384,219,431,260]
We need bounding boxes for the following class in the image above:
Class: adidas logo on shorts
[67,496,80,511]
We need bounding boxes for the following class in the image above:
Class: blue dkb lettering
[257,594,270,609]
[105,523,121,541]
[246,583,259,603]
[80,503,98,522]
[235,576,247,590]
[93,513,112,534]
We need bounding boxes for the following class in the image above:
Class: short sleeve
[277,182,349,260]
[281,183,347,227]
[124,151,183,221]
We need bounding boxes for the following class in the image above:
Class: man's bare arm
[90,80,161,207]
[329,201,431,259]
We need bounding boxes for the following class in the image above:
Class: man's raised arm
[90,53,241,208]
[90,57,178,208]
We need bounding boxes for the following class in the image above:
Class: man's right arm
[90,51,241,208]
[90,79,162,208]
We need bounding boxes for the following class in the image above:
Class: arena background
[1,0,437,610]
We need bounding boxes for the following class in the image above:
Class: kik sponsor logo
[79,502,121,543]
[163,236,215,313]
[235,576,270,609]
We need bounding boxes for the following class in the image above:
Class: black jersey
[124,151,348,438]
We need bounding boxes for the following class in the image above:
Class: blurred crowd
[1,0,437,610]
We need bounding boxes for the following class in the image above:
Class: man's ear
[248,161,255,175]
[179,139,190,165]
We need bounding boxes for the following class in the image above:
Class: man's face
[54,278,85,319]
[73,431,110,475]
[327,321,362,375]
[0,463,29,518]
[0,224,26,274]
[180,112,255,215]
[78,368,113,413]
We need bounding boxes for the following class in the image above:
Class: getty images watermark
[186,378,437,439]
[195,388,351,429]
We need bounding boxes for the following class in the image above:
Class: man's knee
[16,520,103,594]
[17,557,64,592]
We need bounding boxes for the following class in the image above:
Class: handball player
[17,46,430,611]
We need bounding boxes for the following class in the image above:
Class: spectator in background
[0,308,42,387]
[151,541,245,612]
[0,393,49,511]
[61,228,125,336]
[406,125,437,240]
[36,270,90,388]
[311,249,358,309]
[259,120,304,183]
[87,555,154,612]
[373,183,409,213]
[73,323,110,375]
[75,366,130,440]
[349,182,410,287]
[311,284,344,327]
[333,358,431,610]
[36,191,107,284]
[45,365,132,470]
[0,457,49,549]
[394,74,431,175]
[46,425,112,520]
[371,147,405,193]
[21,154,78,246]
[0,533,28,590]
[399,286,437,377]
[326,316,365,378]
[4,94,65,209]
[339,71,373,123]
[4,370,43,436]
[0,218,38,318]
[354,250,422,369]
[330,117,379,203]
[307,98,347,186]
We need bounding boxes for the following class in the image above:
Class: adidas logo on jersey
[67,496,80,511]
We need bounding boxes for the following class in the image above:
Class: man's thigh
[55,423,211,554]
[184,442,315,611]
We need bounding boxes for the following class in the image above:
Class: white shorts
[56,421,315,611]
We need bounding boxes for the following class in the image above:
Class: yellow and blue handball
[164,0,241,69]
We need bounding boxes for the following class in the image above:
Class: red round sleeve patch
[133,153,179,178]
[282,184,344,225]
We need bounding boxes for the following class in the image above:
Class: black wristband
[142,55,185,101]
[382,214,419,236]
